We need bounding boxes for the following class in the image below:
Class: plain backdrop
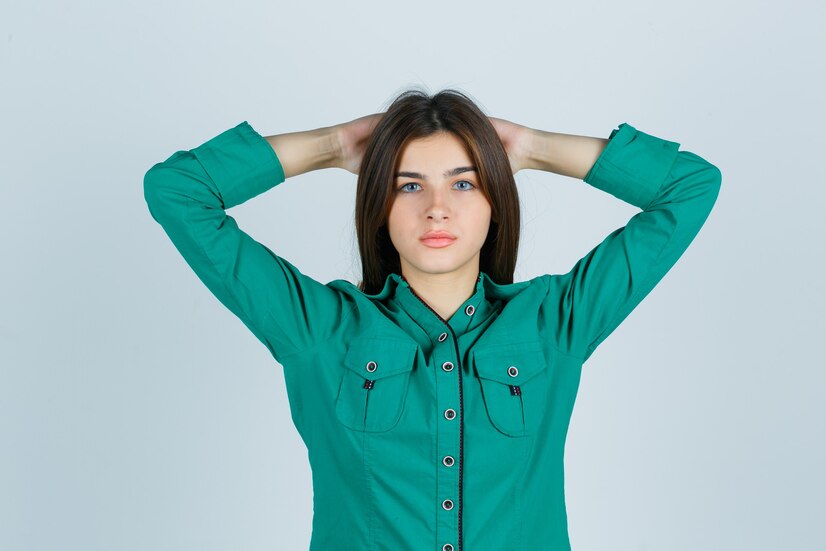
[1,1,824,550]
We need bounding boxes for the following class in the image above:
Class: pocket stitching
[472,341,548,437]
[334,337,419,433]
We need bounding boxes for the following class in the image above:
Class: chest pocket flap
[471,340,548,437]
[335,336,419,432]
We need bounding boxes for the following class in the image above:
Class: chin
[410,257,471,275]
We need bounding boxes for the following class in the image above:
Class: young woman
[144,88,721,551]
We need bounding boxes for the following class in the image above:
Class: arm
[532,122,722,362]
[525,128,609,180]
[143,120,351,363]
[263,125,340,179]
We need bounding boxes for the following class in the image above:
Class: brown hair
[355,87,521,294]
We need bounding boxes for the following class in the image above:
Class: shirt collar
[348,270,492,339]
[349,269,535,347]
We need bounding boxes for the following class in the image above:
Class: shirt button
[442,499,454,510]
[442,361,454,372]
[444,408,456,420]
[507,365,518,377]
[442,545,454,551]
[442,455,454,467]
[438,332,448,342]
[464,304,475,316]
[365,360,377,373]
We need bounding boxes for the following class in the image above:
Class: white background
[1,0,824,549]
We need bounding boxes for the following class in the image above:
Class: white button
[507,365,518,377]
[438,332,448,342]
[365,360,377,373]
[442,499,454,510]
[444,408,456,420]
[465,304,475,316]
[442,361,454,372]
[442,455,454,467]
[442,544,454,551]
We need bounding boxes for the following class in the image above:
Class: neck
[401,265,480,321]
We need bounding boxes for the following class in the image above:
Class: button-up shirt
[143,119,721,550]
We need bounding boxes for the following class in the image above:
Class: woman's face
[387,131,492,278]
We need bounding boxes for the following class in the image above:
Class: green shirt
[144,120,721,551]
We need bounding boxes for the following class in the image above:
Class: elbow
[143,164,162,210]
[695,163,722,217]
[143,163,175,224]
[707,163,722,189]
[143,161,169,197]
[681,150,723,207]
[705,163,723,204]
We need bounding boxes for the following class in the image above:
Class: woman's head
[356,88,520,294]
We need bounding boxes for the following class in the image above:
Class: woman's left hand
[488,116,536,174]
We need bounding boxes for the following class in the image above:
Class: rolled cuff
[583,122,681,209]
[191,120,286,209]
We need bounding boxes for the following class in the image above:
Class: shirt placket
[397,274,484,551]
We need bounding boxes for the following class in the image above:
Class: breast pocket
[471,340,549,437]
[334,336,419,433]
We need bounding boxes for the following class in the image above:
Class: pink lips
[420,237,456,248]
[420,231,456,248]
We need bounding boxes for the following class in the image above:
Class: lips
[420,231,456,249]
[420,230,456,240]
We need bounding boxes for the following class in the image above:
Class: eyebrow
[394,166,477,180]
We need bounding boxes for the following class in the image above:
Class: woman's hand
[333,112,386,175]
[488,116,537,174]
[331,112,535,175]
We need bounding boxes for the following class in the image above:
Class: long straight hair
[355,88,521,294]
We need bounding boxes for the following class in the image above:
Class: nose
[426,188,450,221]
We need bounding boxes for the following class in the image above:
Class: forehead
[397,132,472,168]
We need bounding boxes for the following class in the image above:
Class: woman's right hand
[333,112,385,175]
[488,116,537,174]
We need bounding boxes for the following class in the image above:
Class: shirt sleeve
[540,122,722,363]
[143,120,353,363]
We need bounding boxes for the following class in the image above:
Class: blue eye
[397,180,476,193]
[398,182,420,193]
